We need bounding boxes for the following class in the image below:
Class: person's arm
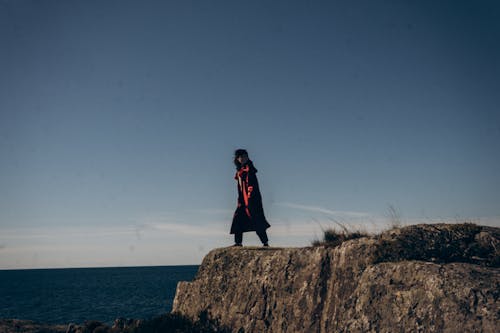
[247,171,259,199]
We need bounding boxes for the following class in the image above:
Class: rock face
[172,224,499,333]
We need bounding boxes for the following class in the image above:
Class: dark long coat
[230,160,271,234]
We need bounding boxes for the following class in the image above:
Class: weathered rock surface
[172,224,500,333]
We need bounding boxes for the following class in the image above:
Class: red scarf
[235,165,254,218]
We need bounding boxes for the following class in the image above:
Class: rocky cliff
[172,224,499,333]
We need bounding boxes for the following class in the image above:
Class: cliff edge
[172,223,499,333]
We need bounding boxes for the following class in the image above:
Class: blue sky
[1,0,499,269]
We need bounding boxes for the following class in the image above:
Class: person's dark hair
[233,149,248,170]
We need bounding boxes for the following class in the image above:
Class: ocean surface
[0,265,199,325]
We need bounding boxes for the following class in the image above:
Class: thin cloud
[191,208,234,215]
[273,202,370,218]
[0,221,229,241]
[143,222,227,236]
[0,225,137,240]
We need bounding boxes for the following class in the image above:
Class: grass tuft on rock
[312,225,370,248]
[311,221,499,267]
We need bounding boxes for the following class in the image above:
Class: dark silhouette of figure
[230,149,271,246]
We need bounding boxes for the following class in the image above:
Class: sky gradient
[1,0,499,269]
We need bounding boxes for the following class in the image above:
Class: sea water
[0,265,199,325]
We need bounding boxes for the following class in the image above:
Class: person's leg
[256,230,269,246]
[234,232,243,245]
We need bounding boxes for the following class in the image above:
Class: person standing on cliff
[230,149,271,247]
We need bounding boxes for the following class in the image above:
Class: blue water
[0,265,199,325]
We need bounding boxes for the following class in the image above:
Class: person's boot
[262,243,269,247]
[232,243,242,247]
